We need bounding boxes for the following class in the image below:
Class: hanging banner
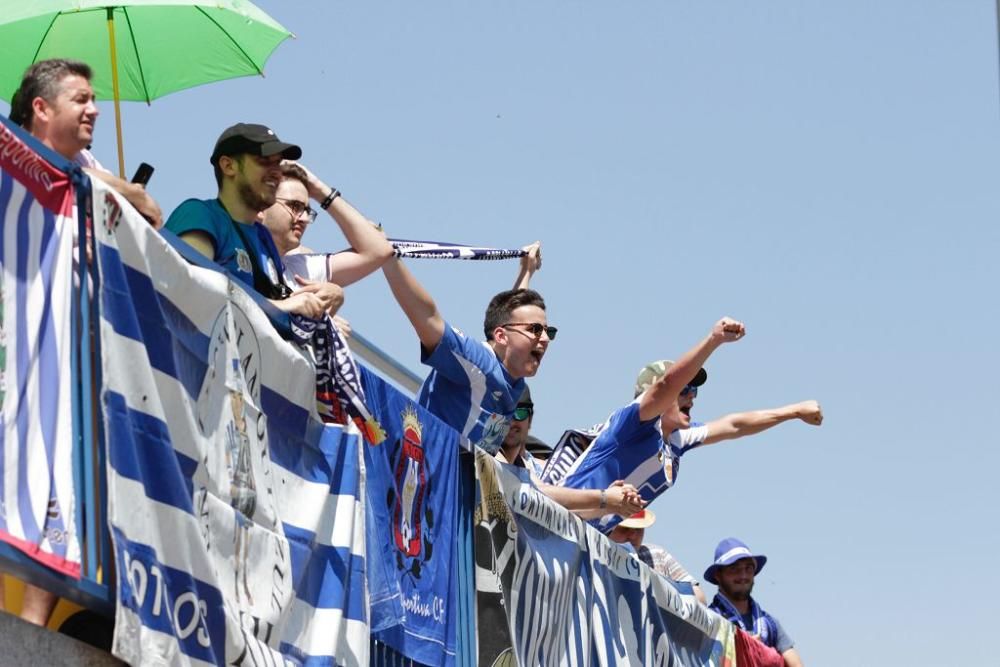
[95,176,368,666]
[476,450,736,667]
[0,120,80,577]
[360,367,460,667]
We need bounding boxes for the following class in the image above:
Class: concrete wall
[0,611,122,666]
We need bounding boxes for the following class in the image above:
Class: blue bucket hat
[703,537,767,585]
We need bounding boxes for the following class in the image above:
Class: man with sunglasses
[383,254,554,453]
[166,123,343,318]
[546,318,748,532]
[499,387,645,516]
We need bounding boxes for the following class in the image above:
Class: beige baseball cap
[633,360,708,398]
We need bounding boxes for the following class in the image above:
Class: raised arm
[703,400,823,445]
[638,317,746,422]
[289,162,394,287]
[382,257,446,351]
[512,241,541,290]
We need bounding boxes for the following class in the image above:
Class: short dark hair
[483,288,546,340]
[9,59,92,130]
[279,162,309,188]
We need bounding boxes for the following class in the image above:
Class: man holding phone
[8,59,163,228]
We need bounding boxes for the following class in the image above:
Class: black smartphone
[131,162,154,186]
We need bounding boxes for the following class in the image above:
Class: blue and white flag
[0,122,79,577]
[360,367,460,667]
[94,177,368,666]
[477,451,736,667]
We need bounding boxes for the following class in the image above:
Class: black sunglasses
[501,322,558,340]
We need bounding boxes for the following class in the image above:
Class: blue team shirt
[417,322,524,453]
[165,198,284,291]
[561,400,708,531]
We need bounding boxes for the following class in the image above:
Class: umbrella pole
[106,8,126,178]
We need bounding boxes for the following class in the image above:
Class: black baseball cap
[210,123,302,165]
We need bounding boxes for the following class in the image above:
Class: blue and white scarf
[709,594,779,648]
[389,238,526,260]
[290,313,386,444]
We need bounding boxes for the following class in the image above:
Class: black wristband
[320,188,340,210]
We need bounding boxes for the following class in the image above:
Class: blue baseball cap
[703,537,767,585]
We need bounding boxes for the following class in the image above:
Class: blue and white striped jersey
[418,322,524,453]
[559,400,709,531]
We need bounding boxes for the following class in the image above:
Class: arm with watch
[536,479,646,518]
[287,162,394,287]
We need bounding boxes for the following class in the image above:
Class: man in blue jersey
[551,317,747,530]
[166,123,342,318]
[550,318,823,532]
[497,387,644,516]
[382,258,554,452]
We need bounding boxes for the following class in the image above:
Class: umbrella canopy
[0,0,292,174]
[0,0,292,102]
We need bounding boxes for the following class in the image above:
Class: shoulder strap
[230,220,291,300]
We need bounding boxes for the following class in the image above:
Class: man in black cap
[165,123,340,317]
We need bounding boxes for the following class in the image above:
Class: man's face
[36,74,99,159]
[715,558,756,601]
[660,384,696,434]
[678,384,698,419]
[500,406,531,458]
[261,178,311,254]
[233,153,283,212]
[497,304,550,378]
[609,525,644,550]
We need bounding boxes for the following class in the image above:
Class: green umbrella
[0,0,293,176]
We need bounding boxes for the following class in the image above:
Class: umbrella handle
[106,8,126,179]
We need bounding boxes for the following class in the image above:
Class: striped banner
[477,451,737,667]
[94,176,369,665]
[0,121,80,577]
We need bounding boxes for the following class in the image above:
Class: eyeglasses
[513,406,533,421]
[680,384,698,398]
[501,322,558,340]
[276,198,318,223]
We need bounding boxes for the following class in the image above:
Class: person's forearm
[728,405,796,436]
[382,258,443,349]
[642,333,721,418]
[782,648,804,667]
[538,483,602,511]
[512,266,532,290]
[326,196,393,266]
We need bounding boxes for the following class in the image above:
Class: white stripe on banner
[282,598,369,666]
[0,132,79,577]
[114,606,217,667]
[94,176,369,666]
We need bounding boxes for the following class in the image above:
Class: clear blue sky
[7,1,998,664]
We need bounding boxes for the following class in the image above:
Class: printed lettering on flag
[93,176,369,666]
[0,120,80,577]
[360,366,460,667]
[477,450,737,667]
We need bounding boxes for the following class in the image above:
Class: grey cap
[633,360,708,398]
